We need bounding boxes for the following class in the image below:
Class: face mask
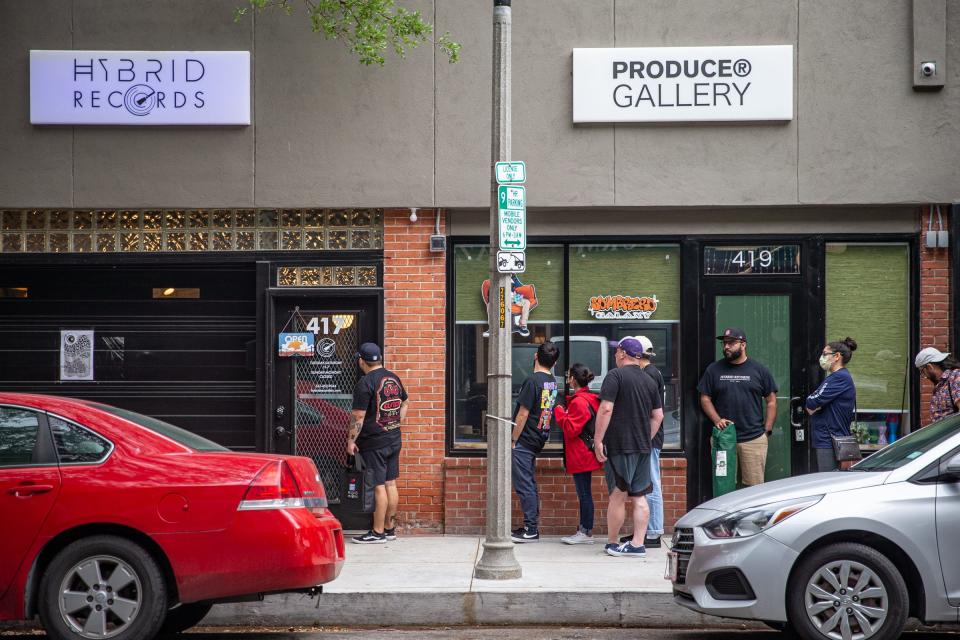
[819,354,834,370]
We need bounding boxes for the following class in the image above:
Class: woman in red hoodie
[553,363,604,545]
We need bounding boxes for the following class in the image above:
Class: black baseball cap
[356,342,382,362]
[716,327,747,342]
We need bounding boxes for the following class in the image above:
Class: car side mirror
[942,453,960,481]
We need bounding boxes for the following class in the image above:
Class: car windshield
[852,414,960,472]
[88,403,228,452]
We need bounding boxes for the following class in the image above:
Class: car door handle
[8,484,54,497]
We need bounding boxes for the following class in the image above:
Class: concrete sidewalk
[206,535,733,628]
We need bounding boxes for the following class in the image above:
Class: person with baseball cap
[593,337,664,557]
[347,342,409,544]
[915,347,960,423]
[697,327,778,487]
[615,336,668,549]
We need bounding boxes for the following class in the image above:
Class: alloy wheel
[804,559,888,640]
[57,554,142,639]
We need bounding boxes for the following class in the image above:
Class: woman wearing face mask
[805,337,858,472]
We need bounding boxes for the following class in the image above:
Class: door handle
[8,484,54,497]
[789,397,804,428]
[274,426,288,437]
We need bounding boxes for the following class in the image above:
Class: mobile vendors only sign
[573,45,793,123]
[30,50,251,125]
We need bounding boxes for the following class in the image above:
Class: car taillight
[238,461,305,511]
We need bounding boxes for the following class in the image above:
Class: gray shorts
[605,451,653,497]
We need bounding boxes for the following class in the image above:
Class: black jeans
[572,471,594,532]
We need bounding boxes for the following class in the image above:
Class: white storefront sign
[30,50,251,125]
[573,45,793,123]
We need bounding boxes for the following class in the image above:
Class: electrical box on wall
[429,235,446,253]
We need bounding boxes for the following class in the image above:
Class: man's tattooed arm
[347,410,365,454]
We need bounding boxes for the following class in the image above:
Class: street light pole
[474,0,521,581]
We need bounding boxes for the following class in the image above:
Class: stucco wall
[0,0,957,208]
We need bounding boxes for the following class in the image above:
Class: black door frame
[683,237,822,507]
[263,288,384,455]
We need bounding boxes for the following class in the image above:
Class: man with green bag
[698,327,778,493]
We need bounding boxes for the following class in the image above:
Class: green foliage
[235,0,461,66]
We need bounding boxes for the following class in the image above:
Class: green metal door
[715,295,792,482]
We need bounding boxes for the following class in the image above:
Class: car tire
[38,535,168,640]
[787,542,908,640]
[159,601,214,635]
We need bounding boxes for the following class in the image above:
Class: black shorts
[604,451,653,497]
[359,440,402,485]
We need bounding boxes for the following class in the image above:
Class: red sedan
[0,393,345,640]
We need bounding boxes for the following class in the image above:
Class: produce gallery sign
[589,295,658,320]
[30,50,251,125]
[573,45,793,123]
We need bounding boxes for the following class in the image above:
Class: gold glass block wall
[0,209,383,254]
[277,265,379,287]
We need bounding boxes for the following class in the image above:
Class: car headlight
[702,495,823,539]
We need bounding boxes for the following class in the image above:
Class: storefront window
[568,245,682,449]
[451,243,681,452]
[453,245,564,450]
[826,243,911,448]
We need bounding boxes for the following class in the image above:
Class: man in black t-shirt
[698,327,778,487]
[593,337,663,558]
[510,341,560,543]
[348,342,409,544]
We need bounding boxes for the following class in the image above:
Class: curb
[206,591,744,628]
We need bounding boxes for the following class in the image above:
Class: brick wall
[383,208,446,533]
[444,456,687,536]
[919,205,952,426]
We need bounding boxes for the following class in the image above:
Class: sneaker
[619,533,633,544]
[606,541,646,558]
[352,530,387,544]
[511,526,539,543]
[384,527,397,541]
[561,530,595,545]
[604,542,620,554]
[644,536,662,549]
[517,326,530,337]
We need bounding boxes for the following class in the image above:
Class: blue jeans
[511,444,539,530]
[645,447,664,536]
[572,471,594,533]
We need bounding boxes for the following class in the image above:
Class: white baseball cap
[631,335,656,358]
[915,347,950,368]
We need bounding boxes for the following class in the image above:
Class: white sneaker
[561,530,595,545]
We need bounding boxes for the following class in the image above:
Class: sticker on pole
[496,251,526,273]
[495,161,526,184]
[498,185,526,250]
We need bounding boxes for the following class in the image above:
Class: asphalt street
[5,626,960,639]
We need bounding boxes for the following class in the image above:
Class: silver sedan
[669,415,960,640]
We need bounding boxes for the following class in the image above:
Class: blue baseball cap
[356,342,382,362]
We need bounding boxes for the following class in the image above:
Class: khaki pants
[736,434,768,486]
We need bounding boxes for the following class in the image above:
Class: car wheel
[159,601,214,635]
[39,535,168,640]
[787,542,908,640]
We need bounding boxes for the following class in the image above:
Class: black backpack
[578,395,599,451]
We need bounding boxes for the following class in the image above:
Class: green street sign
[498,185,526,250]
[495,161,526,184]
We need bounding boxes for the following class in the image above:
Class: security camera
[920,61,937,77]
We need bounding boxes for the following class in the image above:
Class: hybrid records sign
[30,50,251,125]
[573,45,793,123]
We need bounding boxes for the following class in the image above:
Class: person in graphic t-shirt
[698,327,778,487]
[347,342,409,544]
[510,341,560,543]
